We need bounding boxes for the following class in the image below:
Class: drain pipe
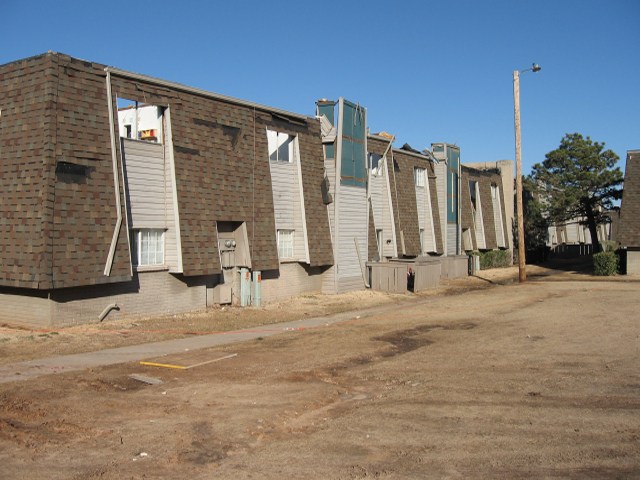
[99,304,120,322]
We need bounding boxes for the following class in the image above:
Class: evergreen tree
[531,133,623,253]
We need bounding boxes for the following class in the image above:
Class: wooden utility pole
[513,69,527,283]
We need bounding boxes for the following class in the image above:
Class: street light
[513,63,541,283]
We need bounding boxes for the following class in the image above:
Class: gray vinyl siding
[269,152,307,262]
[163,108,181,272]
[123,139,166,229]
[447,224,458,256]
[473,183,486,250]
[415,175,436,254]
[336,184,368,293]
[163,134,179,270]
[492,187,506,248]
[434,161,448,255]
[122,138,179,271]
[369,162,395,257]
[322,158,337,294]
[566,222,579,243]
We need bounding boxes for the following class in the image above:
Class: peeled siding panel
[123,140,166,229]
[163,137,178,270]
[322,159,337,294]
[435,162,448,254]
[415,182,436,254]
[415,187,426,230]
[269,152,305,262]
[492,192,506,248]
[337,184,367,292]
[474,183,486,250]
[270,162,296,229]
[369,169,394,257]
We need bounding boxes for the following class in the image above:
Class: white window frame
[277,229,294,260]
[136,229,165,266]
[414,167,426,187]
[267,129,295,163]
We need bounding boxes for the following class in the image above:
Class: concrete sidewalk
[0,304,382,385]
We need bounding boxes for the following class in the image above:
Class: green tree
[522,177,549,252]
[531,133,623,253]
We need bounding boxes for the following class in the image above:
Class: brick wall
[0,288,51,327]
[260,263,326,302]
[50,271,208,327]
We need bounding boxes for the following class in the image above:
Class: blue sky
[2,0,638,175]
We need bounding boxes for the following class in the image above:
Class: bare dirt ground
[1,263,639,479]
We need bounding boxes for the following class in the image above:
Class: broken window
[267,130,294,163]
[469,180,478,211]
[117,98,163,143]
[369,153,384,176]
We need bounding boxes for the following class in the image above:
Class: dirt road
[1,273,639,478]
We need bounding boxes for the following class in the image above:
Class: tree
[530,133,623,253]
[522,176,550,259]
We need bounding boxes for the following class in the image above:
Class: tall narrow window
[376,229,383,258]
[267,130,294,163]
[277,229,294,259]
[414,167,426,187]
[469,180,478,210]
[420,228,425,253]
[136,229,164,266]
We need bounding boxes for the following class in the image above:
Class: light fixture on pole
[513,63,541,283]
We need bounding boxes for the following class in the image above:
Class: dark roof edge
[105,66,311,122]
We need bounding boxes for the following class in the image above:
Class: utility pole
[513,70,526,283]
[513,63,541,284]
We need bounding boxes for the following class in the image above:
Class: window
[277,229,294,259]
[491,183,499,198]
[136,229,164,266]
[420,228,425,252]
[414,168,426,187]
[125,124,132,139]
[376,229,383,258]
[469,180,478,210]
[369,153,384,176]
[267,130,294,163]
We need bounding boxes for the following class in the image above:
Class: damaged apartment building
[0,52,513,327]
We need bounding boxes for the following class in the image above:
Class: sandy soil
[0,264,555,365]
[0,263,639,478]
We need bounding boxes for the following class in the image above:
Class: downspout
[103,71,123,276]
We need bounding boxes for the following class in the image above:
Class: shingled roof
[618,150,640,247]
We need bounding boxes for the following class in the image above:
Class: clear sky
[2,0,638,175]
